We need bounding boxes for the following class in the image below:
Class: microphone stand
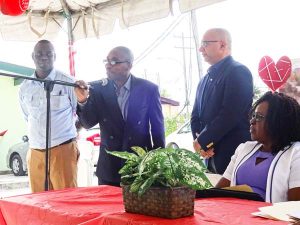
[1,72,78,191]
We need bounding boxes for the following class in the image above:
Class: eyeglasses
[250,112,266,122]
[201,40,219,48]
[103,59,129,66]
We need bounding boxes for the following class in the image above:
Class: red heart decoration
[0,130,7,136]
[1,0,30,16]
[258,56,292,91]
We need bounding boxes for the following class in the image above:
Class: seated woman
[215,91,300,203]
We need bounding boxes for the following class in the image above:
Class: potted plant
[107,147,213,219]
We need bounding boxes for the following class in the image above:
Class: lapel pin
[100,78,108,86]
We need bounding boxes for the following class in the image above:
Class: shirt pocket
[50,91,69,110]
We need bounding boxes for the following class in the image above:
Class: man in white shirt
[19,40,79,192]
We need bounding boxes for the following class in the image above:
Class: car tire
[166,142,179,149]
[10,154,26,176]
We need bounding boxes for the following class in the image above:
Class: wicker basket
[122,185,196,219]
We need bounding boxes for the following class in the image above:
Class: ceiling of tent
[0,0,225,42]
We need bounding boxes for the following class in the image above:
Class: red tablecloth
[0,186,287,225]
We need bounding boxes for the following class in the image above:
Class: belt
[57,137,76,147]
[33,138,76,152]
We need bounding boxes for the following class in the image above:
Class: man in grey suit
[75,46,165,186]
[192,28,253,175]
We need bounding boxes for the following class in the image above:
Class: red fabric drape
[0,186,288,225]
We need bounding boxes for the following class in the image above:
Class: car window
[87,125,99,132]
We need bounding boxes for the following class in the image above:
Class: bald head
[207,28,232,51]
[200,28,232,65]
[105,46,134,85]
[34,39,55,52]
[110,46,134,65]
[32,39,56,78]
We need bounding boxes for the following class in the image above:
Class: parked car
[6,135,29,176]
[165,121,194,151]
[79,125,101,166]
[6,126,101,176]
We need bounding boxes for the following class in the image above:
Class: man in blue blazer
[192,28,253,174]
[75,46,165,186]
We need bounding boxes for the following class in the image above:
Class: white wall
[0,77,27,171]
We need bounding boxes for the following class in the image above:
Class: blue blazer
[191,56,253,174]
[77,75,165,183]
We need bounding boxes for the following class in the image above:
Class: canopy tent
[0,0,225,41]
[0,0,225,75]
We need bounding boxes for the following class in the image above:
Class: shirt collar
[123,74,131,91]
[33,68,56,81]
[113,74,131,91]
[208,56,231,76]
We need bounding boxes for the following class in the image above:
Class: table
[0,186,287,225]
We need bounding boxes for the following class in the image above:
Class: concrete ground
[0,173,30,198]
[0,172,99,199]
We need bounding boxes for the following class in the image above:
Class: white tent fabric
[0,0,225,42]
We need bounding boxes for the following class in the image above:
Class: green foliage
[160,89,170,98]
[107,147,213,196]
[253,85,263,102]
[164,115,186,136]
[164,118,178,136]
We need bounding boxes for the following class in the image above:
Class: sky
[0,0,299,108]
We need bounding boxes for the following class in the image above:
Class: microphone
[75,78,108,90]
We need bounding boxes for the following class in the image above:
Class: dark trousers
[98,178,120,187]
[207,157,219,174]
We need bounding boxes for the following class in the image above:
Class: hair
[250,91,300,153]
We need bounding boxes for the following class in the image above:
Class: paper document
[288,211,300,219]
[252,201,300,221]
[251,211,278,220]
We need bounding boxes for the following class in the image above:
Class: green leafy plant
[107,147,213,196]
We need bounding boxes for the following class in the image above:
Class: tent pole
[60,0,76,77]
[191,10,203,79]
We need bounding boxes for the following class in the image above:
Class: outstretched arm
[75,81,100,129]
